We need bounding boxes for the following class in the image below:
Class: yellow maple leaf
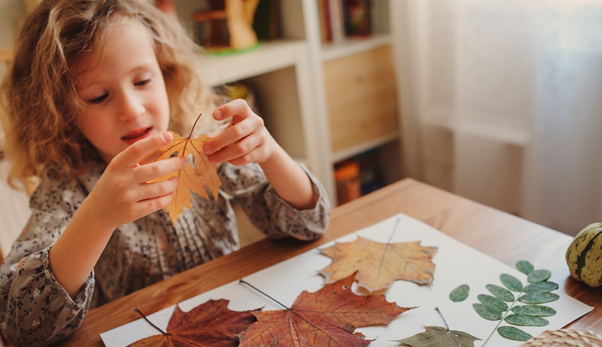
[144,126,221,225]
[319,236,438,292]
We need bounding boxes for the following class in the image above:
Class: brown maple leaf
[128,299,258,347]
[143,115,221,225]
[238,273,413,347]
[319,236,438,292]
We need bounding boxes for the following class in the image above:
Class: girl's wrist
[78,193,119,232]
[258,143,285,172]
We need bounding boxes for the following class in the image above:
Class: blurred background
[395,0,602,236]
[0,0,601,258]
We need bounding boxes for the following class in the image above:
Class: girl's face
[76,19,170,163]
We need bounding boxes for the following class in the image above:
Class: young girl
[0,0,330,345]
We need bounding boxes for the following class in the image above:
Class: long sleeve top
[0,161,330,346]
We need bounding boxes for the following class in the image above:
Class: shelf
[320,34,392,62]
[331,132,400,163]
[199,40,307,87]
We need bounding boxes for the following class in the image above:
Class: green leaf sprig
[474,260,559,344]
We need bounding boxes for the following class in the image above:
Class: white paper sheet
[101,213,593,347]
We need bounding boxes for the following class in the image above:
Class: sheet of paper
[101,213,593,347]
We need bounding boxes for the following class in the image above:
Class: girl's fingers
[204,116,259,155]
[137,192,174,215]
[134,156,187,183]
[213,99,251,122]
[208,133,263,164]
[228,144,269,166]
[135,177,180,201]
[118,132,174,167]
[209,124,229,138]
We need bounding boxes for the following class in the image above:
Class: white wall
[0,1,29,257]
[0,0,27,50]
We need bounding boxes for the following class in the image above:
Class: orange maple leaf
[128,299,258,347]
[319,236,438,292]
[144,116,221,225]
[238,273,413,347]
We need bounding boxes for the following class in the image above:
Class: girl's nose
[117,91,144,122]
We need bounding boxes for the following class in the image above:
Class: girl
[0,0,330,345]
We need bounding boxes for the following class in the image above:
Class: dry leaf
[143,124,221,225]
[128,299,258,347]
[238,273,413,347]
[319,236,437,292]
[395,326,481,347]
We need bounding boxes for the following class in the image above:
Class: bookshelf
[187,0,403,204]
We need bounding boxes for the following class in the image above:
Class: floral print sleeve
[0,169,95,347]
[218,162,330,240]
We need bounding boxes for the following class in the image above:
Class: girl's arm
[49,132,186,298]
[203,99,319,210]
[256,145,318,210]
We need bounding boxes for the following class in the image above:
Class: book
[342,0,371,37]
[329,0,345,42]
[317,0,332,43]
[253,0,280,41]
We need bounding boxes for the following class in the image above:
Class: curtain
[392,0,602,235]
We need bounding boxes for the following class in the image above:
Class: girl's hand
[87,132,187,230]
[203,99,278,165]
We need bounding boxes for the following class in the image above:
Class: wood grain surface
[52,178,601,346]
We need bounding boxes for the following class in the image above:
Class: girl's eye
[135,79,150,87]
[89,94,108,104]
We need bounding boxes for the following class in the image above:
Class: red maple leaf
[238,273,414,347]
[128,299,258,347]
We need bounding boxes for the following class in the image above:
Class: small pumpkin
[566,222,602,287]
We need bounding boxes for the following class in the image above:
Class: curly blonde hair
[0,0,217,189]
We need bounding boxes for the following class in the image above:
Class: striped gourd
[566,222,602,287]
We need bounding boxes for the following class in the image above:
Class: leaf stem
[481,285,525,346]
[187,113,203,138]
[435,307,462,347]
[387,217,401,244]
[239,280,290,310]
[134,307,167,335]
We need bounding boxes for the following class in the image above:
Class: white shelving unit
[320,33,392,62]
[178,0,404,204]
[200,40,307,87]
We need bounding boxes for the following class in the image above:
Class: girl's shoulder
[30,161,105,210]
[40,160,104,185]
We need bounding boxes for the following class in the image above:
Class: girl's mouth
[122,127,153,145]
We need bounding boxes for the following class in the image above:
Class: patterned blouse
[0,161,330,346]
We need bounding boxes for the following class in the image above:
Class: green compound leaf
[505,314,549,326]
[518,292,560,304]
[511,305,556,317]
[477,294,508,312]
[395,326,481,347]
[516,260,534,275]
[486,284,515,302]
[473,303,502,321]
[449,284,470,302]
[498,326,532,341]
[500,274,523,292]
[527,269,551,283]
[523,281,558,294]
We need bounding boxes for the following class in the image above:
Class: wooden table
[54,178,602,346]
